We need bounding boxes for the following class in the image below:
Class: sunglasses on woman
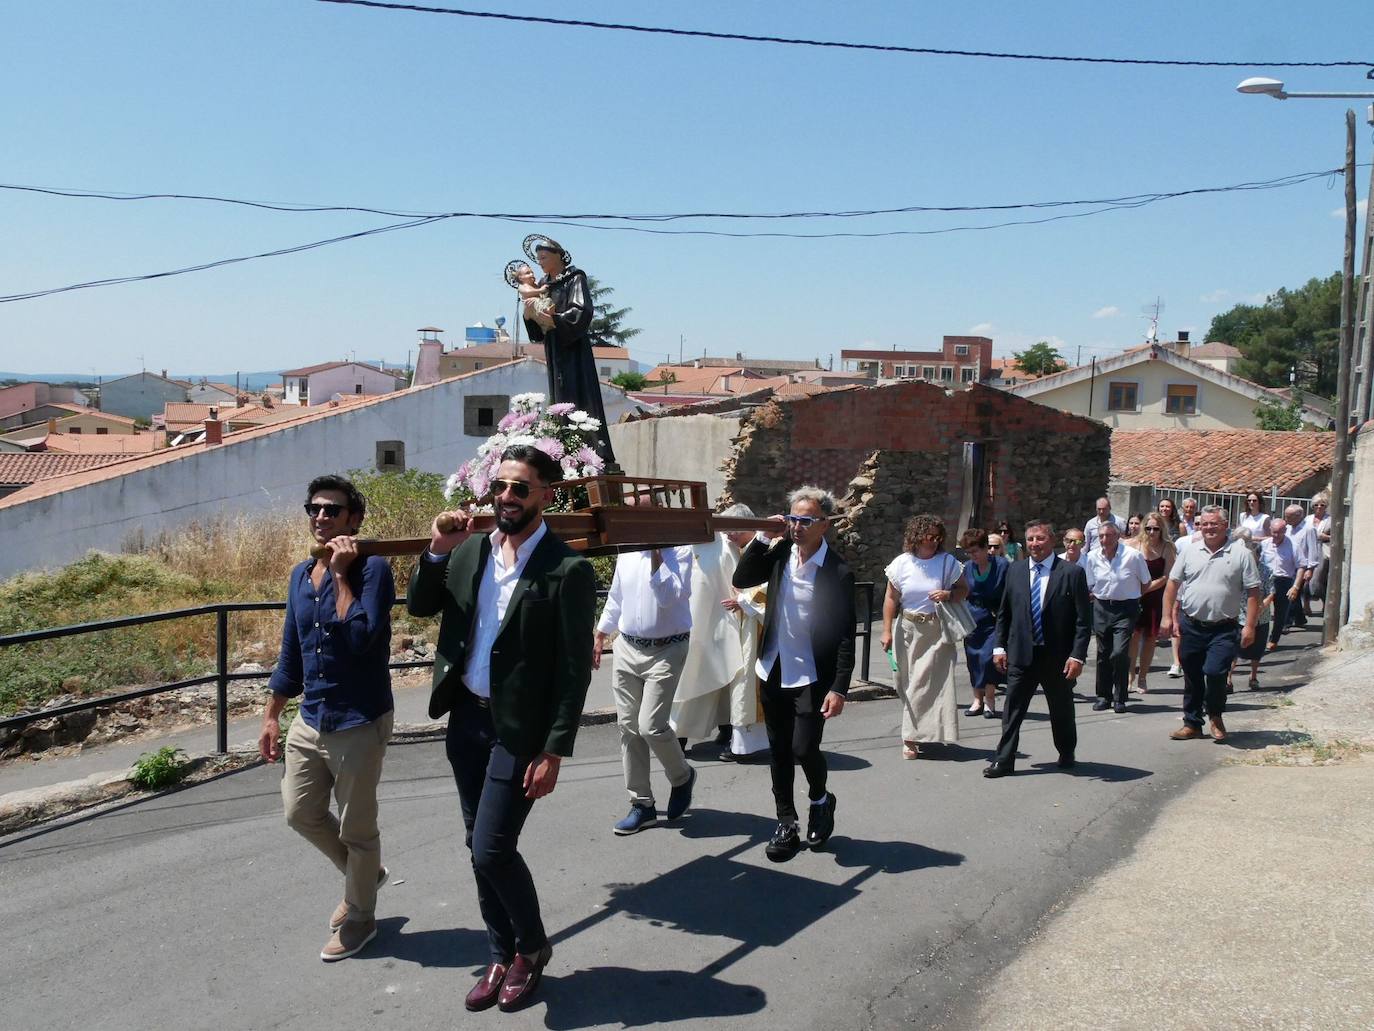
[304,502,346,517]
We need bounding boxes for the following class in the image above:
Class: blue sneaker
[613,804,658,836]
[666,766,696,820]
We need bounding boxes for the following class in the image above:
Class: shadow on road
[1024,760,1153,782]
[366,916,489,969]
[1219,728,1309,751]
[538,965,766,1029]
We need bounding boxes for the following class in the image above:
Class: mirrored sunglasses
[491,478,533,499]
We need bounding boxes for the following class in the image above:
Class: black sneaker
[806,792,837,849]
[1092,698,1111,711]
[765,822,803,863]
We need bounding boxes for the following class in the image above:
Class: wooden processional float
[308,475,782,561]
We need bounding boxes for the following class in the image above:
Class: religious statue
[509,235,617,468]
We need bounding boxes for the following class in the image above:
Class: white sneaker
[1167,664,1183,678]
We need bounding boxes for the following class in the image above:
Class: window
[955,344,970,356]
[464,394,510,436]
[375,440,405,472]
[1166,383,1198,415]
[96,427,109,435]
[600,366,612,377]
[940,366,954,382]
[1107,382,1138,411]
[960,367,975,383]
[473,362,484,370]
[354,384,363,394]
[921,366,936,380]
[69,427,83,434]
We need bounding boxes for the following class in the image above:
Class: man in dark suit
[733,485,856,863]
[407,444,596,1013]
[986,519,1092,778]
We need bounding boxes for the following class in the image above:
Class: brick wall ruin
[719,382,1110,585]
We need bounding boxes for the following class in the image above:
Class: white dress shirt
[756,538,828,689]
[461,522,548,699]
[1084,544,1152,600]
[1288,522,1320,571]
[597,546,694,638]
[1083,514,1127,551]
[1059,548,1090,570]
[1259,536,1297,579]
[1239,512,1270,539]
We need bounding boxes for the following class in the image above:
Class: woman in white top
[1239,492,1270,539]
[880,514,969,760]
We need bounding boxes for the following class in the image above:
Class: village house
[98,371,192,421]
[280,361,407,406]
[1005,336,1331,431]
[841,335,995,386]
[0,382,90,425]
[0,409,143,450]
[0,360,631,578]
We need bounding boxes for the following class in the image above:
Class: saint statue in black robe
[519,235,618,468]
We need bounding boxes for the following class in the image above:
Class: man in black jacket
[733,485,856,862]
[986,519,1092,778]
[407,445,597,1013]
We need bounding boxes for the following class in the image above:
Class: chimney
[161,369,167,379]
[204,416,222,446]
[48,418,58,434]
[1178,330,1190,342]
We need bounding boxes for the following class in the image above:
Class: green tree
[610,370,648,391]
[587,276,642,347]
[1253,389,1305,431]
[1013,341,1064,376]
[1207,273,1341,400]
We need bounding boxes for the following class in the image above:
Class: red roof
[0,451,142,487]
[1110,430,1334,494]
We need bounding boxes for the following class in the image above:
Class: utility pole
[1354,123,1374,424]
[1326,109,1357,643]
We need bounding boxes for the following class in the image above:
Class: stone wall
[719,381,1111,582]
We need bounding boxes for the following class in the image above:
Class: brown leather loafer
[1209,716,1228,742]
[1170,724,1203,741]
[498,943,552,1012]
[465,962,508,1012]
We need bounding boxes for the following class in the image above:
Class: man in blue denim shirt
[259,474,395,962]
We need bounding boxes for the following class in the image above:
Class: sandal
[902,742,919,760]
[1137,674,1148,694]
[1248,676,1260,690]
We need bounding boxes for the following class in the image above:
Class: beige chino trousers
[612,636,692,807]
[282,711,393,922]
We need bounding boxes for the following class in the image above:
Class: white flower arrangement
[444,395,606,501]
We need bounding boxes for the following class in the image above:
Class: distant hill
[0,371,284,391]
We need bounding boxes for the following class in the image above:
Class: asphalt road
[0,630,1320,1031]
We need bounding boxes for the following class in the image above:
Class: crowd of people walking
[255,456,1329,1013]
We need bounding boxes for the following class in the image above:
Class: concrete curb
[0,683,897,837]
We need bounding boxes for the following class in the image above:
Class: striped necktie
[1030,561,1045,645]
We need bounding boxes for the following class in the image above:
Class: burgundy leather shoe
[465,962,508,1012]
[497,943,552,1012]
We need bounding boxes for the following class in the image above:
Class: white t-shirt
[885,551,959,615]
[1239,512,1270,539]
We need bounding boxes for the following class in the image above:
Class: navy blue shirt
[267,554,395,733]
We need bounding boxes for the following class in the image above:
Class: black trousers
[1270,575,1294,644]
[1093,598,1140,704]
[445,691,546,965]
[1179,615,1239,727]
[760,666,828,825]
[993,646,1078,767]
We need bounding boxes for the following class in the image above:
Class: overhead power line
[312,0,1372,69]
[0,167,1347,303]
[0,168,1345,224]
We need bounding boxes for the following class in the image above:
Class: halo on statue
[522,233,572,267]
[504,259,535,290]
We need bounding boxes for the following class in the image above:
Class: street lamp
[1236,78,1374,643]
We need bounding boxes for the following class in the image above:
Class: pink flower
[534,436,565,460]
[547,402,575,416]
[574,445,604,472]
[497,411,520,431]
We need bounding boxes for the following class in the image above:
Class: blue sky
[1,0,1368,376]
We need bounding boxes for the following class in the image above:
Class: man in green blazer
[407,444,596,1014]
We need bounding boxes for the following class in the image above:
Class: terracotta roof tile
[42,433,160,455]
[0,451,141,486]
[1188,341,1242,359]
[1111,430,1334,494]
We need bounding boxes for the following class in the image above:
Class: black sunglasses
[491,478,535,500]
[304,502,345,517]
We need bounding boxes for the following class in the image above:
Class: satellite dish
[495,316,507,328]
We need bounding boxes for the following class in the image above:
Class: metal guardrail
[0,583,877,754]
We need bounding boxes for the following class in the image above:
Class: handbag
[935,553,978,645]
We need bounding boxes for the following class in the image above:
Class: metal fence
[1150,486,1319,526]
[0,583,877,754]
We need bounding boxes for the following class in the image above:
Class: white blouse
[885,551,960,614]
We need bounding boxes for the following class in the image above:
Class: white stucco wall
[0,361,632,578]
[608,413,743,507]
[1346,423,1374,624]
[307,365,405,404]
[1024,363,1266,430]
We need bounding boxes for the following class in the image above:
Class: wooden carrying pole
[1326,108,1357,643]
